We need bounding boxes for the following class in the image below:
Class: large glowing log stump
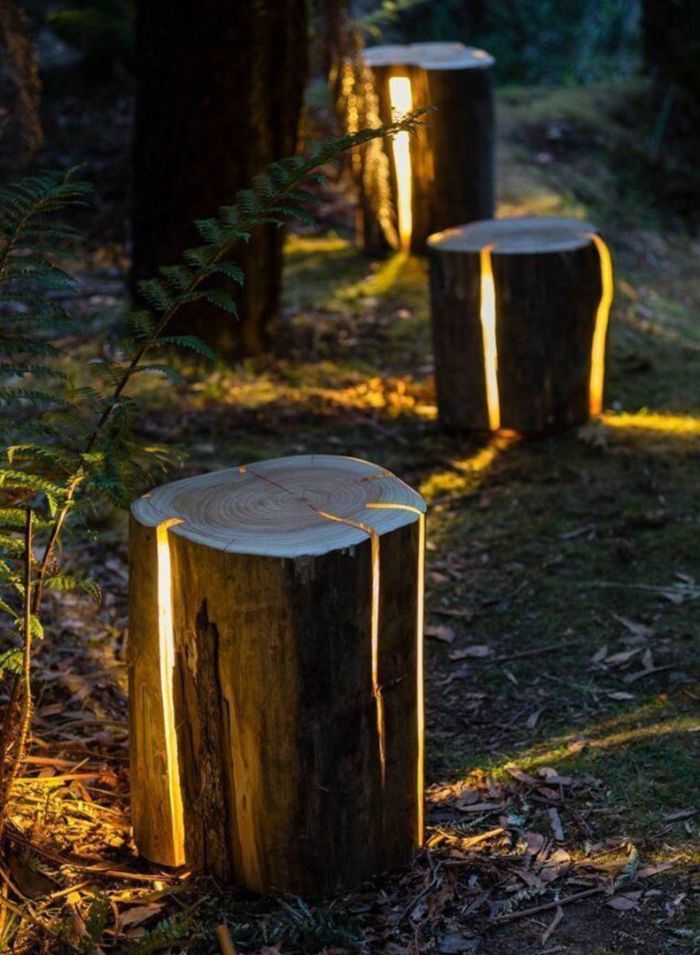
[128,455,426,894]
[427,217,614,434]
[359,42,495,254]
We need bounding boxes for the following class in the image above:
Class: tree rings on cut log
[356,41,495,253]
[427,216,614,434]
[128,455,426,895]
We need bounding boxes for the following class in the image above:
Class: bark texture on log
[359,42,495,254]
[129,455,425,894]
[428,217,612,435]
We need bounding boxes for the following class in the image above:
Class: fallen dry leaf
[426,624,455,643]
[638,862,673,877]
[613,615,653,639]
[117,903,163,931]
[538,767,573,786]
[548,807,565,842]
[450,644,493,660]
[607,891,643,911]
[605,648,640,666]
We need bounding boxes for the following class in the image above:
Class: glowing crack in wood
[388,76,414,252]
[155,517,186,865]
[366,502,425,842]
[316,509,385,790]
[586,232,614,417]
[479,242,501,431]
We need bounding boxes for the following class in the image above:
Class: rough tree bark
[428,217,613,435]
[0,0,43,158]
[129,455,426,894]
[132,0,308,359]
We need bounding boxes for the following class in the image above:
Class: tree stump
[427,217,614,434]
[128,455,426,895]
[359,41,495,254]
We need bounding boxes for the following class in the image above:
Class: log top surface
[132,455,425,558]
[427,216,598,254]
[364,42,494,70]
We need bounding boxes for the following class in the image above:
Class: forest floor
[2,79,699,953]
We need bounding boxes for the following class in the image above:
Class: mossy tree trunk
[132,0,308,360]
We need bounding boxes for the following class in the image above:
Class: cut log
[427,217,614,434]
[358,42,495,254]
[128,455,426,895]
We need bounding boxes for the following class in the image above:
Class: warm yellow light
[388,76,414,252]
[602,412,700,435]
[366,502,425,841]
[318,510,385,788]
[479,243,501,431]
[156,518,185,866]
[587,233,614,416]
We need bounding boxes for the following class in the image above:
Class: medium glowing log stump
[128,455,426,894]
[427,217,614,434]
[360,42,495,254]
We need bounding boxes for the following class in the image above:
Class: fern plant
[0,110,428,830]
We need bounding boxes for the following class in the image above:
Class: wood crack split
[584,232,614,417]
[479,241,501,431]
[366,502,425,841]
[155,517,186,866]
[239,467,425,800]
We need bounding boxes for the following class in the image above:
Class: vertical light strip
[415,511,425,843]
[388,76,414,252]
[317,510,386,789]
[155,517,185,865]
[479,243,501,431]
[586,232,614,417]
[366,502,425,842]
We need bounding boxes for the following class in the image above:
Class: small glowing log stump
[128,455,426,895]
[427,217,614,434]
[359,42,495,254]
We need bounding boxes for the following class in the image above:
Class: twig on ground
[493,887,603,924]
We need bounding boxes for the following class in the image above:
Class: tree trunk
[641,0,699,96]
[428,217,613,435]
[128,455,426,894]
[132,0,308,359]
[358,42,494,254]
[0,0,43,158]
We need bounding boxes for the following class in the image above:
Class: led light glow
[388,76,414,252]
[155,517,185,865]
[367,502,425,842]
[587,232,614,416]
[479,243,501,431]
[317,510,385,788]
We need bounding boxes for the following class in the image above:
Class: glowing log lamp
[361,42,495,254]
[427,217,614,434]
[128,455,426,894]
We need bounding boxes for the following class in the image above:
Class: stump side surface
[129,456,426,894]
[428,222,608,433]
